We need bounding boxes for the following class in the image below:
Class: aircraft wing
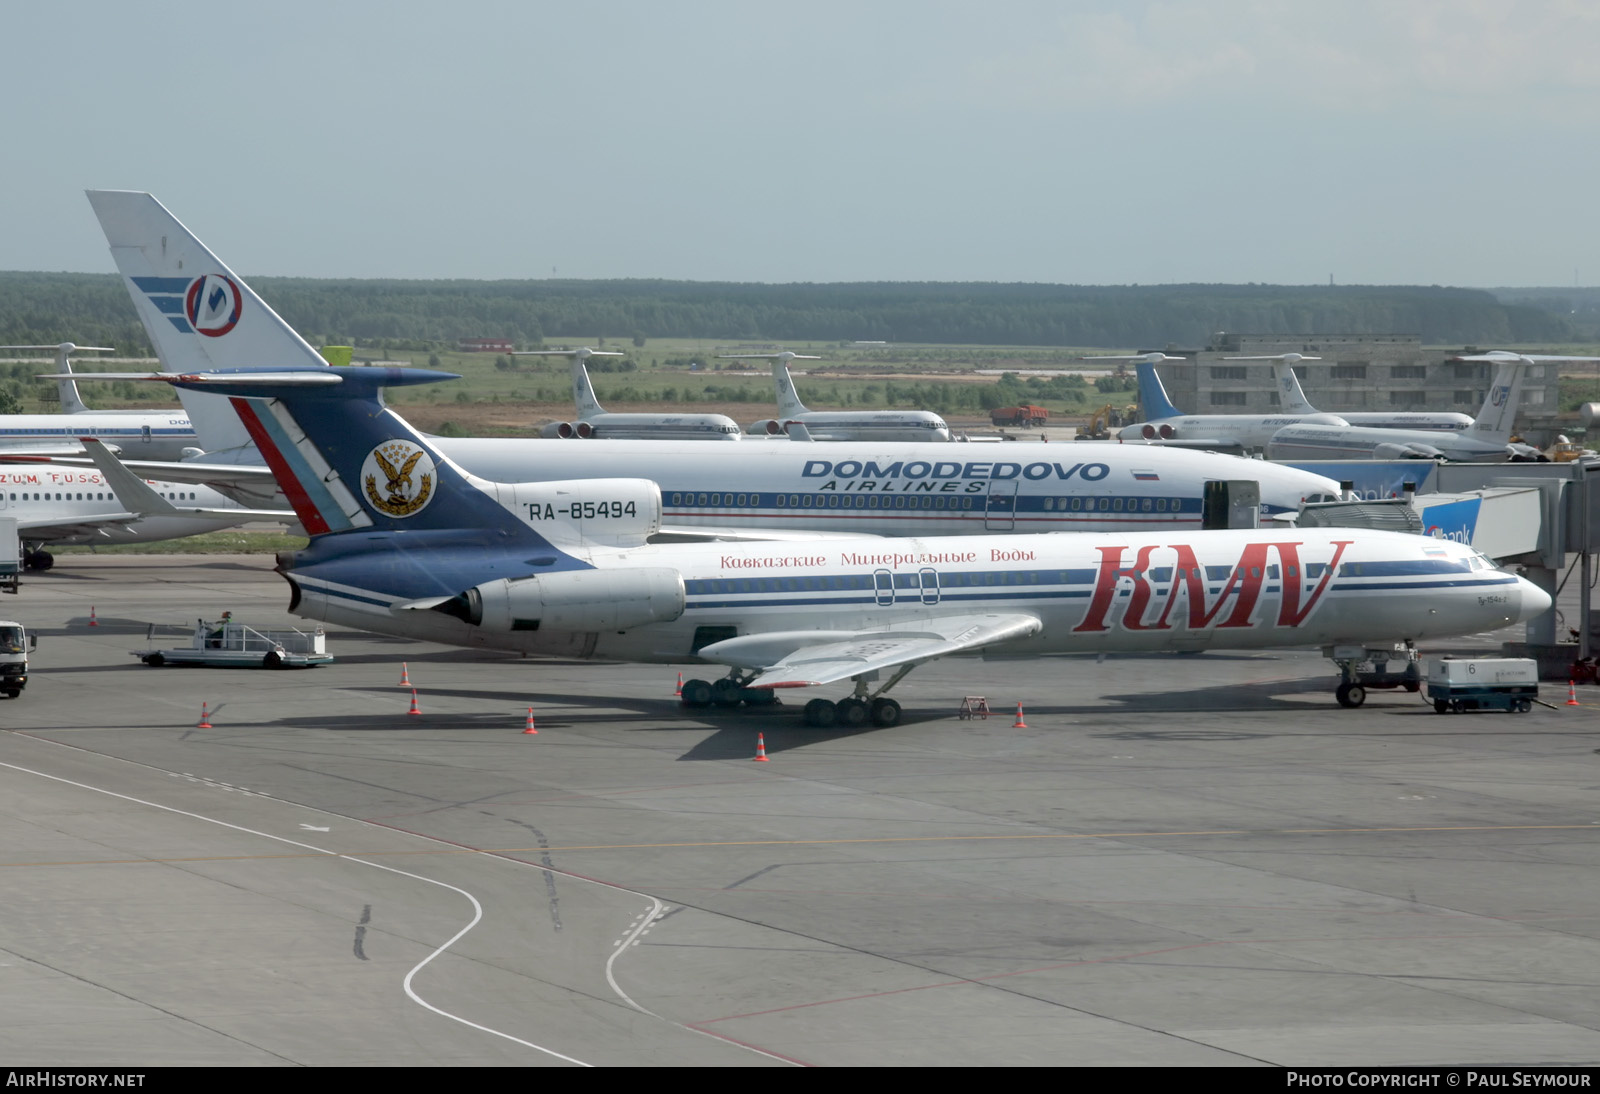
[0,441,125,459]
[0,453,278,495]
[77,440,293,522]
[12,512,140,538]
[695,612,1043,688]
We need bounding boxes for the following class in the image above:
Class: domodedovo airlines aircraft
[148,366,1550,726]
[75,189,1340,533]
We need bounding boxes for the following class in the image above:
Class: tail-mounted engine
[441,567,685,633]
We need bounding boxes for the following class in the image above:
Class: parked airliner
[82,190,1342,532]
[1111,353,1347,448]
[518,347,743,440]
[0,342,198,459]
[1248,353,1474,432]
[1265,354,1589,461]
[722,352,951,442]
[148,365,1551,724]
[1,462,288,570]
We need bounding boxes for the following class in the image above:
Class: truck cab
[0,622,35,698]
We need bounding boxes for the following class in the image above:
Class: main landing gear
[1325,642,1422,708]
[22,548,53,572]
[680,665,914,728]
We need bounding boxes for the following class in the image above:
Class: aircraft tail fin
[572,357,605,417]
[1468,361,1527,442]
[1135,360,1183,419]
[87,190,331,455]
[163,368,550,548]
[774,359,809,417]
[1272,363,1318,415]
[54,346,96,414]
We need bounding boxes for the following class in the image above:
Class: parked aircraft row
[127,364,1552,721]
[36,191,1338,545]
[1117,351,1598,461]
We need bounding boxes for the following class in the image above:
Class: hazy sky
[8,1,1599,286]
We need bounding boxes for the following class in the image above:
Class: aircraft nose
[1515,576,1553,622]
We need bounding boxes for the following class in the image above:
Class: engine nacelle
[750,419,785,436]
[543,421,595,439]
[1158,423,1176,439]
[454,567,685,633]
[499,478,663,547]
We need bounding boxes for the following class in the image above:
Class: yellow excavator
[1076,403,1138,440]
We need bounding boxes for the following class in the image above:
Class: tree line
[0,271,1573,352]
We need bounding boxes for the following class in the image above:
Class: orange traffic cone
[523,708,538,735]
[675,672,683,697]
[407,689,421,716]
[1012,702,1028,728]
[753,732,769,762]
[398,662,411,687]
[197,702,213,729]
[88,606,99,627]
[1568,681,1580,707]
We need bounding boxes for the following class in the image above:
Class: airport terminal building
[1148,333,1567,442]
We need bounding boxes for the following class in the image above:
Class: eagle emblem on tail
[361,441,435,518]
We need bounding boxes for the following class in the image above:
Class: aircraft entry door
[985,480,1017,531]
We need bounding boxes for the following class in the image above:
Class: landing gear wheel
[835,698,869,727]
[1336,682,1366,708]
[143,653,165,667]
[803,698,836,727]
[1433,698,1448,714]
[869,698,902,727]
[680,679,713,707]
[24,550,53,572]
[1403,680,1421,693]
[711,678,744,707]
[744,688,778,706]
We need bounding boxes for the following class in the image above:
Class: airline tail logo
[184,275,243,337]
[361,440,436,518]
[133,274,242,336]
[1490,384,1510,408]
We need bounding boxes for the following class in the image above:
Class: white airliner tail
[773,357,809,418]
[87,190,331,456]
[1270,362,1318,415]
[1467,362,1526,443]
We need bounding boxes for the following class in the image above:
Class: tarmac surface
[1,554,1598,1067]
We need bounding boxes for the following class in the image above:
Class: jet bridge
[1298,459,1599,675]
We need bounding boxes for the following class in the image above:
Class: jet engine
[749,419,785,436]
[541,420,596,439]
[443,567,685,633]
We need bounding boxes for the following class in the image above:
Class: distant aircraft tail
[773,359,809,417]
[87,190,331,455]
[1468,361,1527,443]
[572,357,605,417]
[1135,360,1183,419]
[1272,363,1318,415]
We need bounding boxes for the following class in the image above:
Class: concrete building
[1149,333,1567,443]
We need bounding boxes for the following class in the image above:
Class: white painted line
[0,759,592,1068]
